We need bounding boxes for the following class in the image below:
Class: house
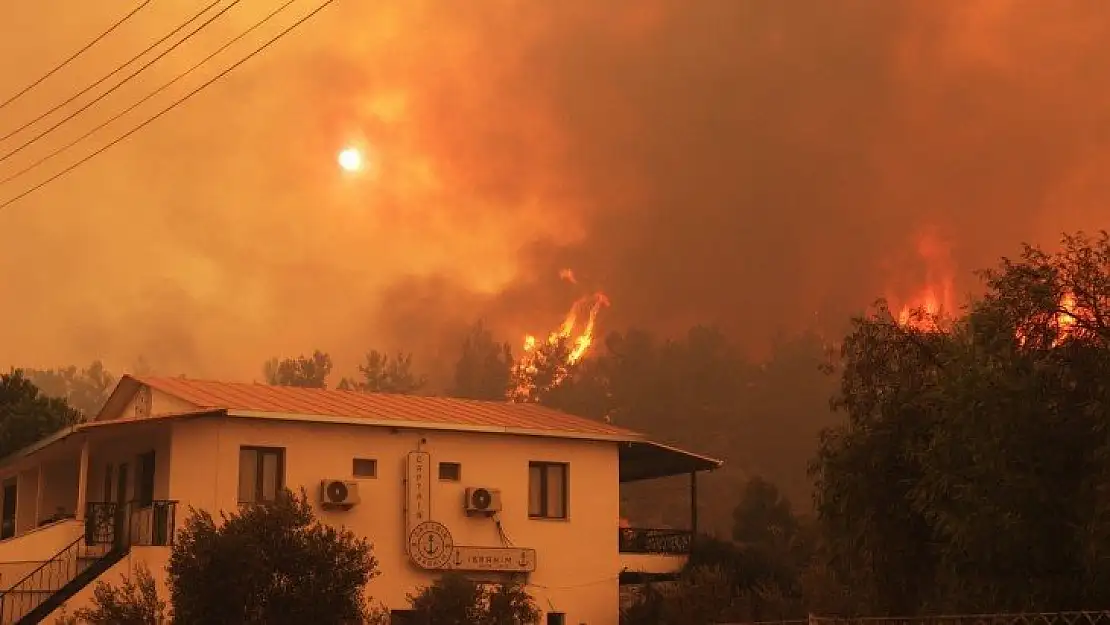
[0,375,721,625]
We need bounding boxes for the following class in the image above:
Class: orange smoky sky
[2,0,1110,383]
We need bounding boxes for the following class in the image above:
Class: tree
[262,351,333,388]
[0,370,80,460]
[68,563,168,624]
[406,573,540,625]
[811,231,1110,614]
[732,476,798,554]
[168,488,379,625]
[451,321,513,400]
[23,360,116,417]
[338,350,427,394]
[507,336,574,404]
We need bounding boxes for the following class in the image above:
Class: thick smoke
[2,0,1109,380]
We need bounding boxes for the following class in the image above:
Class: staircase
[0,500,177,624]
[0,535,125,624]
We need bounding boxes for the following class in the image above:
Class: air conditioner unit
[464,487,502,515]
[320,479,360,509]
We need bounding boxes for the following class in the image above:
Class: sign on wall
[402,449,539,574]
[408,521,455,570]
[449,546,537,573]
[405,451,431,534]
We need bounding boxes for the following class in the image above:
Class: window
[438,462,461,482]
[137,452,156,507]
[238,447,285,503]
[353,458,377,478]
[546,613,566,625]
[528,462,568,519]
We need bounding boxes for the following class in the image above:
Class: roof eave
[0,409,225,469]
[225,409,645,442]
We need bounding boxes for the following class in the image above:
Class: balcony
[617,441,720,580]
[619,528,693,555]
[85,500,178,548]
[619,527,693,577]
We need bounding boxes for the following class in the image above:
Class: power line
[0,0,300,188]
[0,0,224,144]
[0,0,339,212]
[0,0,245,165]
[0,1,153,111]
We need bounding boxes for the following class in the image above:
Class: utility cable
[0,0,242,163]
[0,1,153,111]
[0,0,223,145]
[0,0,299,187]
[0,0,339,212]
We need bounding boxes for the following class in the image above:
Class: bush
[407,572,540,624]
[168,488,379,625]
[52,563,167,625]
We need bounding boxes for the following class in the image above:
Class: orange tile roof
[134,376,641,439]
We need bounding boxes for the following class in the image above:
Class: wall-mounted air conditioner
[320,479,361,509]
[464,487,502,515]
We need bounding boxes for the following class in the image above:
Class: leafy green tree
[168,488,379,625]
[812,231,1110,614]
[23,360,115,418]
[68,563,168,624]
[262,351,333,388]
[406,573,539,624]
[338,350,427,394]
[451,321,513,400]
[0,370,81,460]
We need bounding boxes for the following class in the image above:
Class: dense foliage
[63,564,168,625]
[0,369,81,460]
[812,231,1110,614]
[406,573,540,625]
[168,488,379,625]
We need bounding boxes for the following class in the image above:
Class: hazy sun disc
[337,147,363,172]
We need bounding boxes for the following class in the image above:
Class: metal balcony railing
[85,500,178,548]
[619,528,693,555]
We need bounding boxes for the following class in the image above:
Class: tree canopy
[168,488,379,625]
[406,572,540,625]
[338,349,427,394]
[812,231,1110,614]
[451,321,513,400]
[0,369,81,460]
[262,351,333,388]
[22,360,115,418]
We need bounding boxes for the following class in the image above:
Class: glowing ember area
[558,268,577,284]
[1016,291,1089,347]
[889,230,956,332]
[337,146,363,172]
[510,290,610,401]
[895,281,954,331]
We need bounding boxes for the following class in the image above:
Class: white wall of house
[168,415,622,625]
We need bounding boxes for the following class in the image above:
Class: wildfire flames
[889,231,957,332]
[887,228,1088,346]
[1015,291,1089,347]
[510,271,610,401]
[895,282,954,331]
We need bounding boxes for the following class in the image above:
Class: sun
[337,146,363,172]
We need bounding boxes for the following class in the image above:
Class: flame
[511,289,610,401]
[558,268,577,284]
[889,229,956,332]
[895,280,954,331]
[1016,290,1087,348]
